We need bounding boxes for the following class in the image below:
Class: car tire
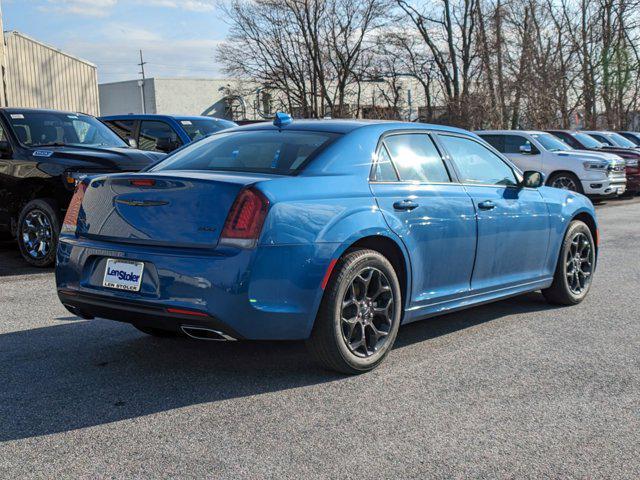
[17,198,60,268]
[542,220,595,305]
[306,249,402,374]
[133,325,185,338]
[546,172,584,194]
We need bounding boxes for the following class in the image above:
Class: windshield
[604,132,637,149]
[531,133,572,152]
[179,118,237,141]
[622,133,640,146]
[573,132,604,149]
[7,111,128,148]
[151,129,340,175]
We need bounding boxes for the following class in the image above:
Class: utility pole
[138,49,147,113]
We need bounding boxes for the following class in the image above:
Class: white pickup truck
[476,130,627,197]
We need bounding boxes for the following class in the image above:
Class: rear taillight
[220,187,269,248]
[62,182,87,234]
[130,178,156,187]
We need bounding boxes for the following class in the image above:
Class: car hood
[28,145,165,171]
[596,146,640,159]
[556,150,624,166]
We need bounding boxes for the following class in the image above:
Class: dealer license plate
[103,258,144,292]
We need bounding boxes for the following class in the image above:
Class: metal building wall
[99,79,157,116]
[3,31,100,115]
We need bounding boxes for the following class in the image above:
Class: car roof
[476,129,548,135]
[225,119,472,135]
[100,114,229,122]
[1,107,92,116]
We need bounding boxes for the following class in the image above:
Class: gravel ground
[0,199,639,479]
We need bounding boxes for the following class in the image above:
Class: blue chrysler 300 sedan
[56,115,598,373]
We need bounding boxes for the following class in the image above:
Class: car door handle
[478,200,496,210]
[393,200,419,211]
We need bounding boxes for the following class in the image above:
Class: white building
[99,77,259,118]
[99,76,433,121]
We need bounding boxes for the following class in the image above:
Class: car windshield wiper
[33,142,66,147]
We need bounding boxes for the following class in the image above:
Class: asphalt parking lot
[1,197,639,478]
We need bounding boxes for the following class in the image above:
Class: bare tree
[218,0,640,128]
[217,0,388,118]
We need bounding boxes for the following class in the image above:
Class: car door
[0,120,16,231]
[369,131,477,309]
[436,133,550,292]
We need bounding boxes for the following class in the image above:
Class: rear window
[180,119,236,141]
[151,130,339,175]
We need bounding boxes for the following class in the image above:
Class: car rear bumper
[57,289,245,339]
[56,236,336,340]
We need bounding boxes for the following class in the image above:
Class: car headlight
[626,159,639,167]
[583,160,608,170]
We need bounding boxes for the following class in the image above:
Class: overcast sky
[2,0,229,83]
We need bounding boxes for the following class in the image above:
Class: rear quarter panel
[251,129,413,335]
[257,128,391,247]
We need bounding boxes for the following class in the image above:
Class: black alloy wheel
[17,198,60,267]
[340,266,394,358]
[307,249,402,374]
[542,220,595,305]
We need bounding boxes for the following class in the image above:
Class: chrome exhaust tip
[180,325,237,342]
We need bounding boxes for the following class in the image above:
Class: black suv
[0,108,165,266]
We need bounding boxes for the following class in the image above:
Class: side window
[105,119,135,142]
[373,146,399,181]
[479,135,505,152]
[504,135,534,154]
[439,134,518,187]
[139,121,181,152]
[383,133,450,183]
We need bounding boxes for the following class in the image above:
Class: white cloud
[140,0,216,12]
[59,33,224,82]
[39,0,118,17]
[102,22,162,42]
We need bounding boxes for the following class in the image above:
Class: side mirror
[127,137,138,149]
[522,170,545,188]
[155,137,178,153]
[519,143,533,154]
[0,140,12,159]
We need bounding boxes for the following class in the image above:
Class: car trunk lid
[77,171,273,248]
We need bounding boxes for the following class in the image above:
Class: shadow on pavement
[0,241,52,277]
[0,292,555,441]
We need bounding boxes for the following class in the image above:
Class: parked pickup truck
[0,108,165,266]
[547,130,640,194]
[477,130,627,197]
[617,131,640,147]
[100,114,237,153]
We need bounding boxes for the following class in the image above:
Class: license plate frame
[103,258,145,292]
